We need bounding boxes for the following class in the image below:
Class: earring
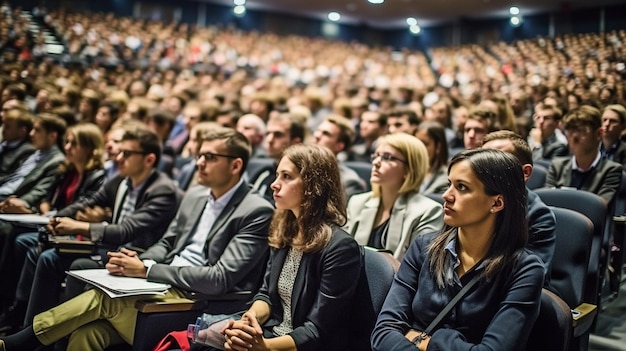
[490,209,494,213]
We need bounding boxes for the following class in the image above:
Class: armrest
[135,298,203,313]
[572,303,598,338]
[135,291,254,314]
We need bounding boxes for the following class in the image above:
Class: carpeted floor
[589,280,626,350]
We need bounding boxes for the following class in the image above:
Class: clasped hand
[105,248,147,278]
[221,311,266,351]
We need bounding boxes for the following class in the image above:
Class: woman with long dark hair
[371,148,544,351]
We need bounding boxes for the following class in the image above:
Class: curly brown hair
[268,144,347,252]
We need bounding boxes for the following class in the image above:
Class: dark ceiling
[202,0,626,28]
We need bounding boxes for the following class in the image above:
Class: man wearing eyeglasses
[10,127,274,351]
[0,128,180,334]
[545,105,622,204]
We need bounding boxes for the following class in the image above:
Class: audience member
[312,114,366,200]
[249,113,305,203]
[0,108,34,183]
[415,121,449,194]
[600,104,626,167]
[463,107,497,150]
[350,110,387,163]
[0,123,107,333]
[546,105,623,204]
[482,130,557,285]
[371,148,544,350]
[0,127,274,351]
[236,113,266,158]
[387,109,420,135]
[218,144,360,351]
[527,104,569,162]
[345,133,444,259]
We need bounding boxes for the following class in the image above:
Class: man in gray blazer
[545,105,622,205]
[21,127,274,351]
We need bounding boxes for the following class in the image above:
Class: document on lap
[66,269,171,298]
[0,213,51,225]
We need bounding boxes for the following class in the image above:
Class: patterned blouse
[272,247,304,336]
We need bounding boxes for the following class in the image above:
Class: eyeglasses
[118,149,147,158]
[196,151,238,162]
[370,152,408,165]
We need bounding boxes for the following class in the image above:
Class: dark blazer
[56,170,179,250]
[545,156,623,204]
[11,146,65,207]
[142,182,274,296]
[174,158,196,191]
[527,188,556,285]
[47,168,107,210]
[0,140,35,183]
[254,227,361,351]
[606,139,626,168]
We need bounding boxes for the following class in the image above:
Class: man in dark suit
[249,112,305,204]
[0,127,274,351]
[0,107,35,184]
[0,128,180,333]
[600,104,626,167]
[546,105,622,205]
[482,130,557,286]
[528,103,569,162]
[0,113,66,312]
[313,114,367,200]
[0,113,66,205]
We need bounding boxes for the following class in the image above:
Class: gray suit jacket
[420,165,449,195]
[0,140,35,183]
[141,182,274,296]
[345,191,444,259]
[545,156,623,204]
[56,171,180,250]
[12,146,65,207]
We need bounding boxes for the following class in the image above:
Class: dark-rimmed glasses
[370,152,408,165]
[118,149,147,158]
[196,152,238,162]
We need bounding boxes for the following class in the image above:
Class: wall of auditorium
[15,0,626,50]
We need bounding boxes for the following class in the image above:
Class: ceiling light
[409,24,421,34]
[509,6,520,15]
[368,0,385,4]
[328,12,341,22]
[406,17,417,26]
[234,5,246,16]
[233,0,245,5]
[510,16,521,26]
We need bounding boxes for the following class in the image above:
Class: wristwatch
[411,332,429,349]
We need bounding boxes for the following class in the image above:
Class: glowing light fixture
[234,5,246,16]
[328,12,341,22]
[409,24,421,34]
[406,17,417,26]
[510,16,521,26]
[368,0,385,4]
[509,6,520,15]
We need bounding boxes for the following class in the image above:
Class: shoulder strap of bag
[424,273,481,335]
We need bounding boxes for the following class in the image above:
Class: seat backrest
[548,206,593,308]
[611,170,626,217]
[345,161,373,192]
[525,289,573,351]
[348,246,399,351]
[527,164,548,190]
[534,188,607,304]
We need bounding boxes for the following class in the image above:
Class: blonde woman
[345,133,444,259]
